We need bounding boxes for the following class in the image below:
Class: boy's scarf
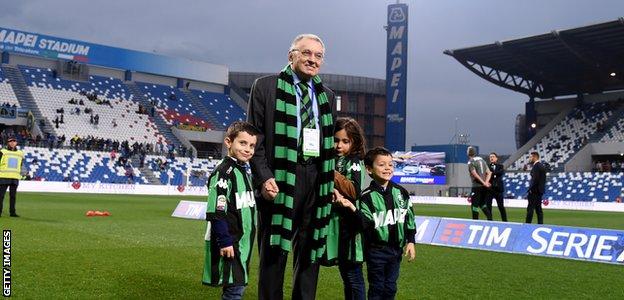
[271,65,335,254]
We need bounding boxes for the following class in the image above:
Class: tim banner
[385,4,408,151]
[0,27,227,84]
[415,216,624,265]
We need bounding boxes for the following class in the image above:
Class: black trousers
[257,163,320,300]
[525,193,544,224]
[470,186,492,220]
[0,184,18,215]
[486,189,508,222]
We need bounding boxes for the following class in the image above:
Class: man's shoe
[9,213,19,217]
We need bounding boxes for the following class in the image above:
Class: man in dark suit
[487,152,508,221]
[526,151,547,224]
[247,34,335,300]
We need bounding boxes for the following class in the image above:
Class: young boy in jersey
[335,147,416,299]
[203,121,260,300]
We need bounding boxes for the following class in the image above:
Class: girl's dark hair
[335,117,367,159]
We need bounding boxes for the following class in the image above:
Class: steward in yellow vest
[0,137,24,217]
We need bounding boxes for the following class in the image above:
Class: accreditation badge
[303,128,320,157]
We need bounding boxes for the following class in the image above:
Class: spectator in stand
[79,99,84,105]
[94,114,100,125]
[90,114,94,124]
[595,161,602,172]
[111,118,118,127]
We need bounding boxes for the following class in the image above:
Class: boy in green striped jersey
[203,121,260,300]
[334,147,416,300]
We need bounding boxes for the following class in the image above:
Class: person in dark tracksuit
[335,147,416,300]
[526,151,547,224]
[0,136,24,217]
[467,146,493,220]
[486,152,507,222]
[203,122,260,300]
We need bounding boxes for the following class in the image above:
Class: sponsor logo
[72,181,81,190]
[389,7,406,23]
[177,185,185,193]
[372,208,408,228]
[216,178,228,189]
[439,223,466,244]
[235,191,255,209]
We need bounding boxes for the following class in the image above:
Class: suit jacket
[529,161,547,196]
[488,162,505,193]
[246,74,336,188]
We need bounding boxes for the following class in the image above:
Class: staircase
[125,82,183,147]
[130,155,160,185]
[179,89,224,130]
[1,64,54,134]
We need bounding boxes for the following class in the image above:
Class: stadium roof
[444,17,624,98]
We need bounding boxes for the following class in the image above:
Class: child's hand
[220,246,235,258]
[333,189,355,211]
[404,243,415,261]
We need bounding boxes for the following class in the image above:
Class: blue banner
[414,216,624,265]
[415,216,440,244]
[0,27,227,84]
[385,4,408,151]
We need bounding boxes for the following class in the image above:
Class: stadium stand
[190,89,246,129]
[135,82,215,130]
[599,117,624,143]
[504,172,624,202]
[0,67,21,107]
[510,102,617,171]
[24,147,148,184]
[19,66,167,146]
[147,156,217,186]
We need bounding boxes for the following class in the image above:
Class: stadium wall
[89,65,125,80]
[566,142,624,171]
[132,72,176,86]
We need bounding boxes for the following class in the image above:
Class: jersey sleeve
[206,169,234,248]
[351,192,375,232]
[206,170,231,220]
[402,188,416,244]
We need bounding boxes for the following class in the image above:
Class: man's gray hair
[289,34,325,53]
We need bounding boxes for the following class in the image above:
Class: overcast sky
[2,0,623,154]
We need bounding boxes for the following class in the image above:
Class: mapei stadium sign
[416,217,624,265]
[385,4,408,151]
[0,27,227,84]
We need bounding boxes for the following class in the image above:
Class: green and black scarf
[272,65,335,257]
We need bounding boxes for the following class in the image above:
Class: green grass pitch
[2,192,623,299]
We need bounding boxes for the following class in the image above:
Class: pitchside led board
[0,27,227,85]
[415,216,624,265]
[391,151,446,185]
[385,3,408,151]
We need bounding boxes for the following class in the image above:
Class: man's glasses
[292,49,324,61]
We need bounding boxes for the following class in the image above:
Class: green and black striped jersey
[203,156,256,287]
[332,155,366,263]
[358,180,416,248]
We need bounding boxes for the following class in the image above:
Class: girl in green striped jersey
[332,117,367,300]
